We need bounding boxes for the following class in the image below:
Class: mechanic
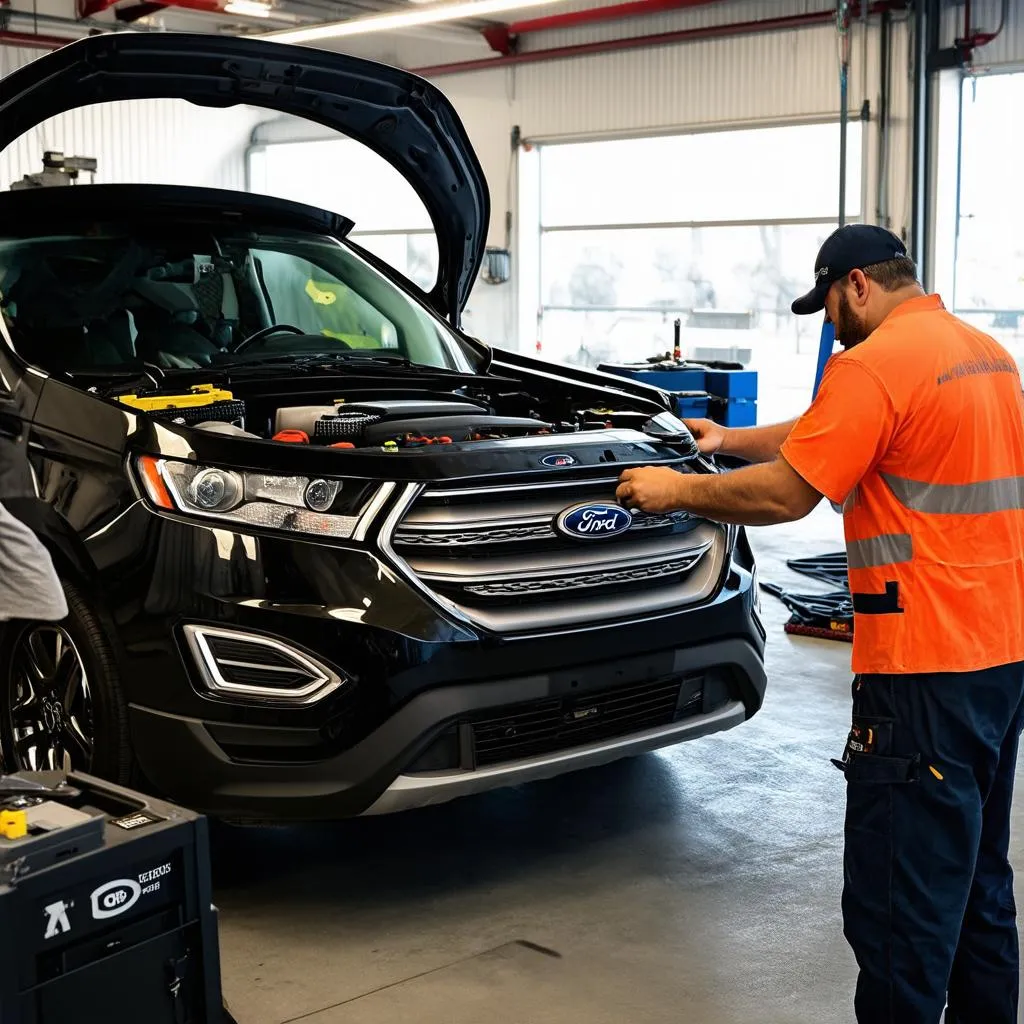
[616,224,1024,1024]
[0,389,66,624]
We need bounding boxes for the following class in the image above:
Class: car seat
[131,277,222,368]
[4,249,140,370]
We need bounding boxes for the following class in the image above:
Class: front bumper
[128,636,765,820]
[99,498,766,820]
[365,700,746,815]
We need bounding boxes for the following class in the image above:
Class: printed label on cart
[38,855,180,945]
[91,879,142,919]
[89,861,173,920]
[110,812,163,831]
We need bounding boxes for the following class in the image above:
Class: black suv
[0,34,766,820]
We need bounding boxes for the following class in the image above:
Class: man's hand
[616,466,685,514]
[682,418,729,455]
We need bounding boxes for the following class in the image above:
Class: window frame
[520,118,867,353]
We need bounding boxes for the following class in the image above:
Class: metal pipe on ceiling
[484,0,722,52]
[965,0,1007,49]
[416,1,907,78]
[875,5,892,227]
[2,6,156,32]
[838,1,851,229]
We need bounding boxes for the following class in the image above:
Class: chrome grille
[392,510,692,548]
[386,474,727,633]
[462,553,708,598]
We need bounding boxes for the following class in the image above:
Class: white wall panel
[511,24,847,141]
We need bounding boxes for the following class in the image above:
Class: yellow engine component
[0,809,27,840]
[117,383,235,413]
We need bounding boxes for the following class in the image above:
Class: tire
[0,582,136,783]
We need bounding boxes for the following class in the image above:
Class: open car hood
[0,32,489,322]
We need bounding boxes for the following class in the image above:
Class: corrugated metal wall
[429,4,907,240]
[0,44,261,192]
[514,4,857,138]
[425,3,914,346]
[512,24,847,140]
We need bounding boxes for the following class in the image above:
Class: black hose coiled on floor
[761,551,854,636]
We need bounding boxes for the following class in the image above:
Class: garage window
[952,72,1024,361]
[248,137,439,293]
[525,122,863,421]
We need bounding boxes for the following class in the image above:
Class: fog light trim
[184,625,343,705]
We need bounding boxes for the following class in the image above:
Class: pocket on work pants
[834,697,920,851]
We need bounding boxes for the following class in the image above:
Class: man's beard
[835,291,871,348]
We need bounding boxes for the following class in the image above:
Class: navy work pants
[841,662,1024,1023]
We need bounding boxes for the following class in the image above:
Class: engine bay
[116,383,674,453]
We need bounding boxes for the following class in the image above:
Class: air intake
[184,626,343,705]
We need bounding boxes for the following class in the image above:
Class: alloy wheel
[8,624,94,772]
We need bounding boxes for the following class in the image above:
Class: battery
[0,771,225,1024]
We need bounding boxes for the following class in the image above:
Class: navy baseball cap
[791,224,909,315]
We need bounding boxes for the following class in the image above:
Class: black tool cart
[0,771,225,1023]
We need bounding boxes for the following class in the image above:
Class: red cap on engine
[272,429,310,444]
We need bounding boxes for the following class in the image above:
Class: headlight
[136,456,378,539]
[190,468,242,512]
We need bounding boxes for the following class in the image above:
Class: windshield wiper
[226,351,466,375]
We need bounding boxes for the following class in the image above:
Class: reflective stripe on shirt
[882,473,1024,515]
[847,533,914,570]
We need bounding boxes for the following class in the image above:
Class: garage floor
[210,508,1022,1024]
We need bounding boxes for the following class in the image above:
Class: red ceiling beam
[0,29,74,48]
[76,0,117,17]
[77,0,224,19]
[424,1,905,76]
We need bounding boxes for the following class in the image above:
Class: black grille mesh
[204,634,318,691]
[470,676,702,767]
[205,635,298,669]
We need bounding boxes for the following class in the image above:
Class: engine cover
[274,397,489,439]
[363,414,553,445]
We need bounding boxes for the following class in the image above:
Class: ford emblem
[541,453,577,468]
[556,502,633,541]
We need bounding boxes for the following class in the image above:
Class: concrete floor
[211,507,1023,1024]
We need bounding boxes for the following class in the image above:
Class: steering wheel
[234,324,306,353]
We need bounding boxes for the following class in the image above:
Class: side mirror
[643,411,699,459]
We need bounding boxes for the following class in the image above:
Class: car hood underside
[0,32,489,322]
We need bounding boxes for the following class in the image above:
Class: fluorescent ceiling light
[263,0,561,44]
[225,0,273,16]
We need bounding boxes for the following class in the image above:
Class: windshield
[0,223,474,376]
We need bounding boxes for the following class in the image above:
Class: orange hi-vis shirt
[781,294,1024,675]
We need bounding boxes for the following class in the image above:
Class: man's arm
[615,458,822,526]
[723,419,799,463]
[624,359,897,524]
[685,417,799,464]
